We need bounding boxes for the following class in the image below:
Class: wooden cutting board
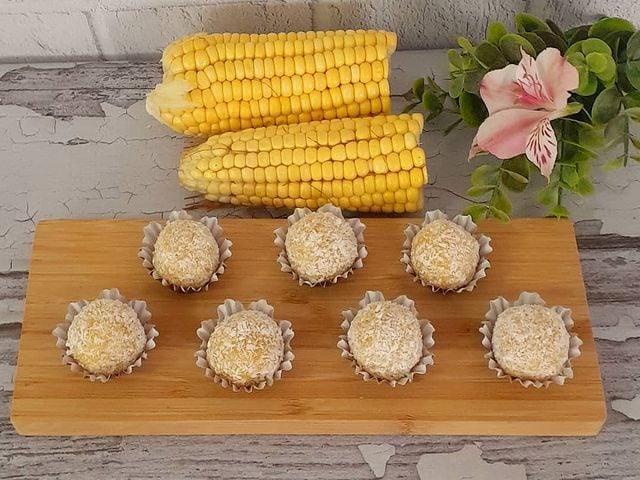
[11,218,606,436]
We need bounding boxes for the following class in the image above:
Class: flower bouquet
[406,14,640,220]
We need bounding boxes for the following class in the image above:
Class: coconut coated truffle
[410,218,479,290]
[153,219,219,289]
[347,301,423,381]
[492,304,570,381]
[285,212,358,284]
[66,298,146,376]
[206,310,284,387]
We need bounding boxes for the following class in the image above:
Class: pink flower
[469,48,579,178]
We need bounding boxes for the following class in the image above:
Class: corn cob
[147,30,396,136]
[179,113,426,213]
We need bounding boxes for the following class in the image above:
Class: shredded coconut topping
[285,212,358,284]
[347,301,422,381]
[410,218,479,290]
[66,298,146,376]
[492,304,570,381]
[153,219,219,289]
[207,310,284,387]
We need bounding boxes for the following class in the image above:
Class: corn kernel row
[147,29,396,136]
[179,114,427,213]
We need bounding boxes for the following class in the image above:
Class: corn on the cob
[179,113,426,213]
[147,30,396,136]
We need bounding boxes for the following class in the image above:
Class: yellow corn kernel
[282,149,293,166]
[399,150,414,170]
[322,161,334,180]
[310,162,323,180]
[300,164,312,182]
[372,156,388,174]
[398,170,410,190]
[410,167,425,187]
[412,148,426,167]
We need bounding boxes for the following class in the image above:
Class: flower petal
[473,109,550,160]
[515,48,554,109]
[535,47,580,110]
[478,64,521,115]
[525,117,557,179]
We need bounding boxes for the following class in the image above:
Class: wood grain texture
[11,218,605,436]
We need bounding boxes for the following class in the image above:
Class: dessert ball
[410,218,479,290]
[347,301,423,381]
[285,212,358,284]
[492,304,570,381]
[66,298,146,376]
[153,219,219,289]
[206,310,284,387]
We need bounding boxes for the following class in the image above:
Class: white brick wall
[1,0,639,62]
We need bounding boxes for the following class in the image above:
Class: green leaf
[487,22,508,45]
[623,92,640,108]
[474,42,509,69]
[576,122,604,149]
[548,205,570,218]
[632,155,640,163]
[502,169,529,184]
[515,13,551,33]
[626,30,640,90]
[449,75,464,98]
[602,155,626,171]
[617,64,635,93]
[462,69,486,94]
[463,204,489,222]
[412,78,425,99]
[575,177,595,195]
[624,107,640,122]
[566,38,609,57]
[459,91,488,127]
[500,155,530,192]
[546,20,566,39]
[535,31,568,53]
[536,183,559,206]
[564,102,584,116]
[467,185,495,197]
[500,34,536,63]
[520,32,547,54]
[592,87,622,124]
[565,25,590,45]
[586,52,616,77]
[589,17,635,40]
[401,101,421,114]
[470,164,498,186]
[490,188,512,215]
[604,114,627,144]
[581,37,613,55]
[447,49,463,69]
[487,205,511,222]
[457,37,474,53]
[630,136,640,150]
[422,91,443,114]
[562,166,580,187]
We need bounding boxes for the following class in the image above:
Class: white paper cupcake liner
[195,299,295,393]
[479,291,583,388]
[139,209,233,293]
[51,288,159,383]
[337,290,435,387]
[400,209,492,294]
[273,203,368,287]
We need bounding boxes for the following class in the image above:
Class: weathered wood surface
[0,51,639,478]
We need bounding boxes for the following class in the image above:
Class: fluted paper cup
[52,288,158,383]
[139,210,232,293]
[195,299,295,393]
[401,209,492,294]
[337,290,435,387]
[274,203,367,287]
[479,291,583,388]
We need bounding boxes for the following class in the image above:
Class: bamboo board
[11,218,606,436]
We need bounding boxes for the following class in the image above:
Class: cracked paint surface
[612,395,640,420]
[416,444,526,480]
[358,444,395,478]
